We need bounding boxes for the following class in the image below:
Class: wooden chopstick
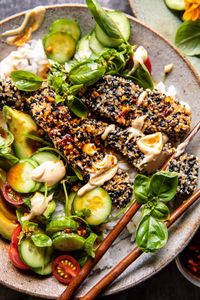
[80,188,200,300]
[58,122,200,300]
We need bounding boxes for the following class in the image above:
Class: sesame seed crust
[81,75,191,138]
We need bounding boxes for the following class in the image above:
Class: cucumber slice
[165,0,185,10]
[52,232,85,251]
[31,151,58,165]
[74,35,93,61]
[7,159,40,193]
[46,217,78,235]
[32,262,52,276]
[95,10,130,47]
[89,31,107,54]
[73,187,112,226]
[49,18,81,41]
[19,239,52,268]
[43,32,76,63]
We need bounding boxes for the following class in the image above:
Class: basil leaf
[136,215,168,252]
[143,202,170,221]
[86,0,123,40]
[31,233,52,247]
[68,97,89,118]
[84,233,98,258]
[149,171,178,202]
[11,70,43,92]
[133,174,151,204]
[69,61,106,86]
[125,62,154,90]
[175,20,200,56]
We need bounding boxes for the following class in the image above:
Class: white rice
[0,39,49,79]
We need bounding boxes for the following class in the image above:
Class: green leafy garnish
[86,0,123,40]
[31,233,52,247]
[133,171,178,252]
[11,70,43,92]
[136,215,168,253]
[175,20,200,56]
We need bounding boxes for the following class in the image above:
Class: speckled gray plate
[0,4,200,299]
[128,0,200,74]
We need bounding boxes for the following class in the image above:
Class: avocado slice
[0,194,18,241]
[3,106,39,159]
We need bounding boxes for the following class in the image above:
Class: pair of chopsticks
[58,121,200,300]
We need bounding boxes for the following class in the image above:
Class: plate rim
[0,4,199,298]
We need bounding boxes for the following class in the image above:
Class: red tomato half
[145,57,152,74]
[9,243,29,270]
[11,225,22,248]
[2,182,24,206]
[52,255,81,285]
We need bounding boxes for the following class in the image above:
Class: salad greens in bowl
[0,0,199,298]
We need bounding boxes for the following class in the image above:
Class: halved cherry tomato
[52,255,81,284]
[11,225,22,248]
[1,182,24,206]
[9,243,29,270]
[145,57,152,74]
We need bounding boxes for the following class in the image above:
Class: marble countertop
[0,1,199,299]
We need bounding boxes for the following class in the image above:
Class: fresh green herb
[86,0,123,40]
[124,62,154,90]
[142,201,170,221]
[69,61,106,86]
[133,171,178,252]
[136,215,168,252]
[175,20,200,56]
[11,70,43,92]
[31,233,52,247]
[68,97,89,118]
[84,232,98,258]
[148,171,178,202]
[71,166,83,181]
[74,208,91,218]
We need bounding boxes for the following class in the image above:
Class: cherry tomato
[9,243,29,270]
[1,182,24,206]
[52,255,81,284]
[145,57,152,74]
[11,225,22,248]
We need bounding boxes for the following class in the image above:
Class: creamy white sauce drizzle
[174,141,188,158]
[180,101,191,115]
[31,160,66,186]
[101,124,116,140]
[131,115,146,131]
[137,132,164,166]
[2,6,46,46]
[137,91,147,105]
[78,154,118,196]
[21,192,53,221]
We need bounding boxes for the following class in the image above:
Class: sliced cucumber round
[19,239,52,269]
[46,217,78,235]
[7,159,41,193]
[95,10,130,48]
[74,35,93,61]
[165,0,185,10]
[49,18,81,41]
[43,32,76,63]
[73,187,112,226]
[31,151,58,165]
[52,232,85,251]
[32,262,52,276]
[89,31,107,55]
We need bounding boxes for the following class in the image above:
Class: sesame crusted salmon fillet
[81,75,191,138]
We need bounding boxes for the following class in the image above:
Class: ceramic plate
[0,4,200,299]
[128,0,200,74]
